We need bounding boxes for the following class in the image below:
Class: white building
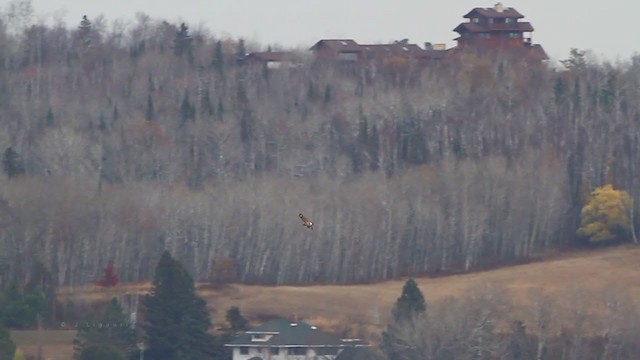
[225,318,369,360]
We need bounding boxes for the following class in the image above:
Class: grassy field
[49,244,640,355]
[10,330,76,360]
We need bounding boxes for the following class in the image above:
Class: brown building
[309,39,364,64]
[309,39,445,67]
[452,2,547,61]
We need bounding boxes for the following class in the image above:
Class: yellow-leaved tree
[577,184,635,243]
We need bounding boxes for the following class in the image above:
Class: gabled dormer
[225,318,371,360]
[246,330,278,342]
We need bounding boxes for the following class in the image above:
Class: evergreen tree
[600,70,617,113]
[180,91,196,124]
[553,77,566,106]
[3,147,25,179]
[97,112,107,132]
[212,306,249,360]
[306,81,316,101]
[212,40,225,76]
[142,251,217,360]
[0,284,47,329]
[45,107,55,126]
[73,297,135,360]
[561,48,587,71]
[323,84,332,104]
[78,15,92,47]
[505,320,533,360]
[0,323,16,360]
[382,278,426,360]
[225,306,248,335]
[391,278,426,323]
[235,39,246,61]
[146,94,155,121]
[173,22,192,58]
[25,260,56,326]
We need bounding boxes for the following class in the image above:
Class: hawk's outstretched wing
[299,213,314,229]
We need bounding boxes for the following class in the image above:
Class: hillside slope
[60,245,640,338]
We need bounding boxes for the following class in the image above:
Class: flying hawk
[299,213,314,229]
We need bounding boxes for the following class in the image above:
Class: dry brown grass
[11,330,76,360]
[57,245,640,344]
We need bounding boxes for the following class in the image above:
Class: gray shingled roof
[226,318,353,347]
[464,6,524,19]
[309,39,362,52]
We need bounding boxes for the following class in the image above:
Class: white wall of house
[230,346,340,360]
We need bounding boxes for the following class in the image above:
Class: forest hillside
[1,10,640,288]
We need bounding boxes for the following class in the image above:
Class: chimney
[424,42,433,50]
[494,2,504,12]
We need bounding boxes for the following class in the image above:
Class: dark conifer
[0,323,15,360]
[2,147,25,179]
[391,278,426,323]
[383,278,427,360]
[73,297,135,360]
[142,251,217,360]
[145,94,155,121]
[173,23,192,57]
[225,306,248,335]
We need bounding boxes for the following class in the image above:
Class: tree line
[0,251,245,359]
[382,278,640,360]
[1,4,640,288]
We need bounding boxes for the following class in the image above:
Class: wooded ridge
[0,13,639,287]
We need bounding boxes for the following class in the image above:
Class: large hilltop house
[243,3,546,71]
[452,2,547,61]
[225,318,370,360]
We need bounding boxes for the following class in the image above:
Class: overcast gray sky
[22,0,638,62]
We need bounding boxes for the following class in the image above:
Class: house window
[240,348,249,355]
[317,347,339,355]
[480,33,491,39]
[505,18,515,23]
[270,348,280,355]
[252,334,268,342]
[471,17,479,23]
[488,18,494,24]
[509,32,519,38]
[288,347,307,355]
